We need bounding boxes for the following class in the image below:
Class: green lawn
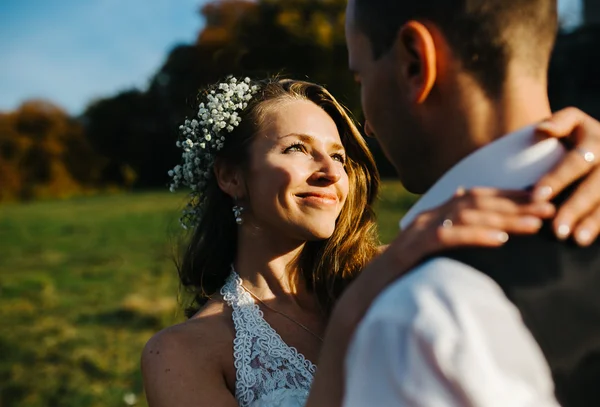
[0,181,417,407]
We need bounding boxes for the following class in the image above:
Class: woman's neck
[233,224,315,310]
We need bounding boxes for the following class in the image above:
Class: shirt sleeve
[342,258,560,407]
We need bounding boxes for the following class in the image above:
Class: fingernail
[533,186,553,201]
[556,223,571,240]
[494,231,509,243]
[455,186,466,196]
[575,229,593,246]
[520,216,543,228]
[537,121,557,132]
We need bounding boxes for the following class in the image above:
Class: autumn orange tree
[0,100,106,202]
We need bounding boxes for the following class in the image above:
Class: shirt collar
[400,125,566,230]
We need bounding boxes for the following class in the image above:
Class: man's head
[346,0,558,193]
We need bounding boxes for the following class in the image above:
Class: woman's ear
[214,158,245,199]
[394,20,437,104]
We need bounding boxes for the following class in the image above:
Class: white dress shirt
[343,126,566,407]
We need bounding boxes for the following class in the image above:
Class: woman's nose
[314,156,342,184]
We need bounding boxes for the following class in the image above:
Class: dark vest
[438,185,600,407]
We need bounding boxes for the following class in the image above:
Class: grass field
[0,181,417,407]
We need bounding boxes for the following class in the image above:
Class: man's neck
[429,70,552,189]
[489,74,552,141]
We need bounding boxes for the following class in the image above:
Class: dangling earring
[232,198,244,225]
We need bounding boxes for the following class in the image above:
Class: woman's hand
[401,187,554,253]
[306,187,554,407]
[334,186,556,330]
[343,186,556,329]
[533,107,600,246]
[378,187,554,278]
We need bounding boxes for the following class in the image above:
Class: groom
[337,0,600,406]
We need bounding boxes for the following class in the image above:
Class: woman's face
[245,99,350,242]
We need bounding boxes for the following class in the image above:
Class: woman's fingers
[532,107,600,202]
[408,188,560,254]
[442,209,544,234]
[534,107,588,144]
[437,192,556,219]
[572,204,600,247]
[456,187,532,200]
[551,167,600,240]
[434,225,510,248]
[533,146,598,202]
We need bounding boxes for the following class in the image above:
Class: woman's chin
[302,225,336,241]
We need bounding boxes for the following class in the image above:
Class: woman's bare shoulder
[141,300,238,406]
[143,300,233,364]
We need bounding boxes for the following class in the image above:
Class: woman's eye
[285,143,306,153]
[332,153,346,164]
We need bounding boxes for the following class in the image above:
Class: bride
[142,77,600,407]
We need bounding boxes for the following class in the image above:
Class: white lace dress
[220,271,316,407]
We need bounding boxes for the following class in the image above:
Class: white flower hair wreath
[168,76,260,229]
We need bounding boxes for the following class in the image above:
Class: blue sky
[0,0,584,116]
[0,0,210,115]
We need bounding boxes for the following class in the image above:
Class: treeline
[0,101,108,201]
[2,0,600,201]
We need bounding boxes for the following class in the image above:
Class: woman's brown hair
[178,77,380,317]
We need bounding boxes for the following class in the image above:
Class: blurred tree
[82,0,396,189]
[20,1,599,193]
[0,100,105,201]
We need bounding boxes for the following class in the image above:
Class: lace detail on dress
[221,271,316,407]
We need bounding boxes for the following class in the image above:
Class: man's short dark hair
[353,0,558,97]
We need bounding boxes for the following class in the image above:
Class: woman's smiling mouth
[296,192,339,206]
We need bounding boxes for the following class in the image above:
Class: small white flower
[171,76,259,228]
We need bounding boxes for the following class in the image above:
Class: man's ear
[393,21,437,104]
[214,158,245,199]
